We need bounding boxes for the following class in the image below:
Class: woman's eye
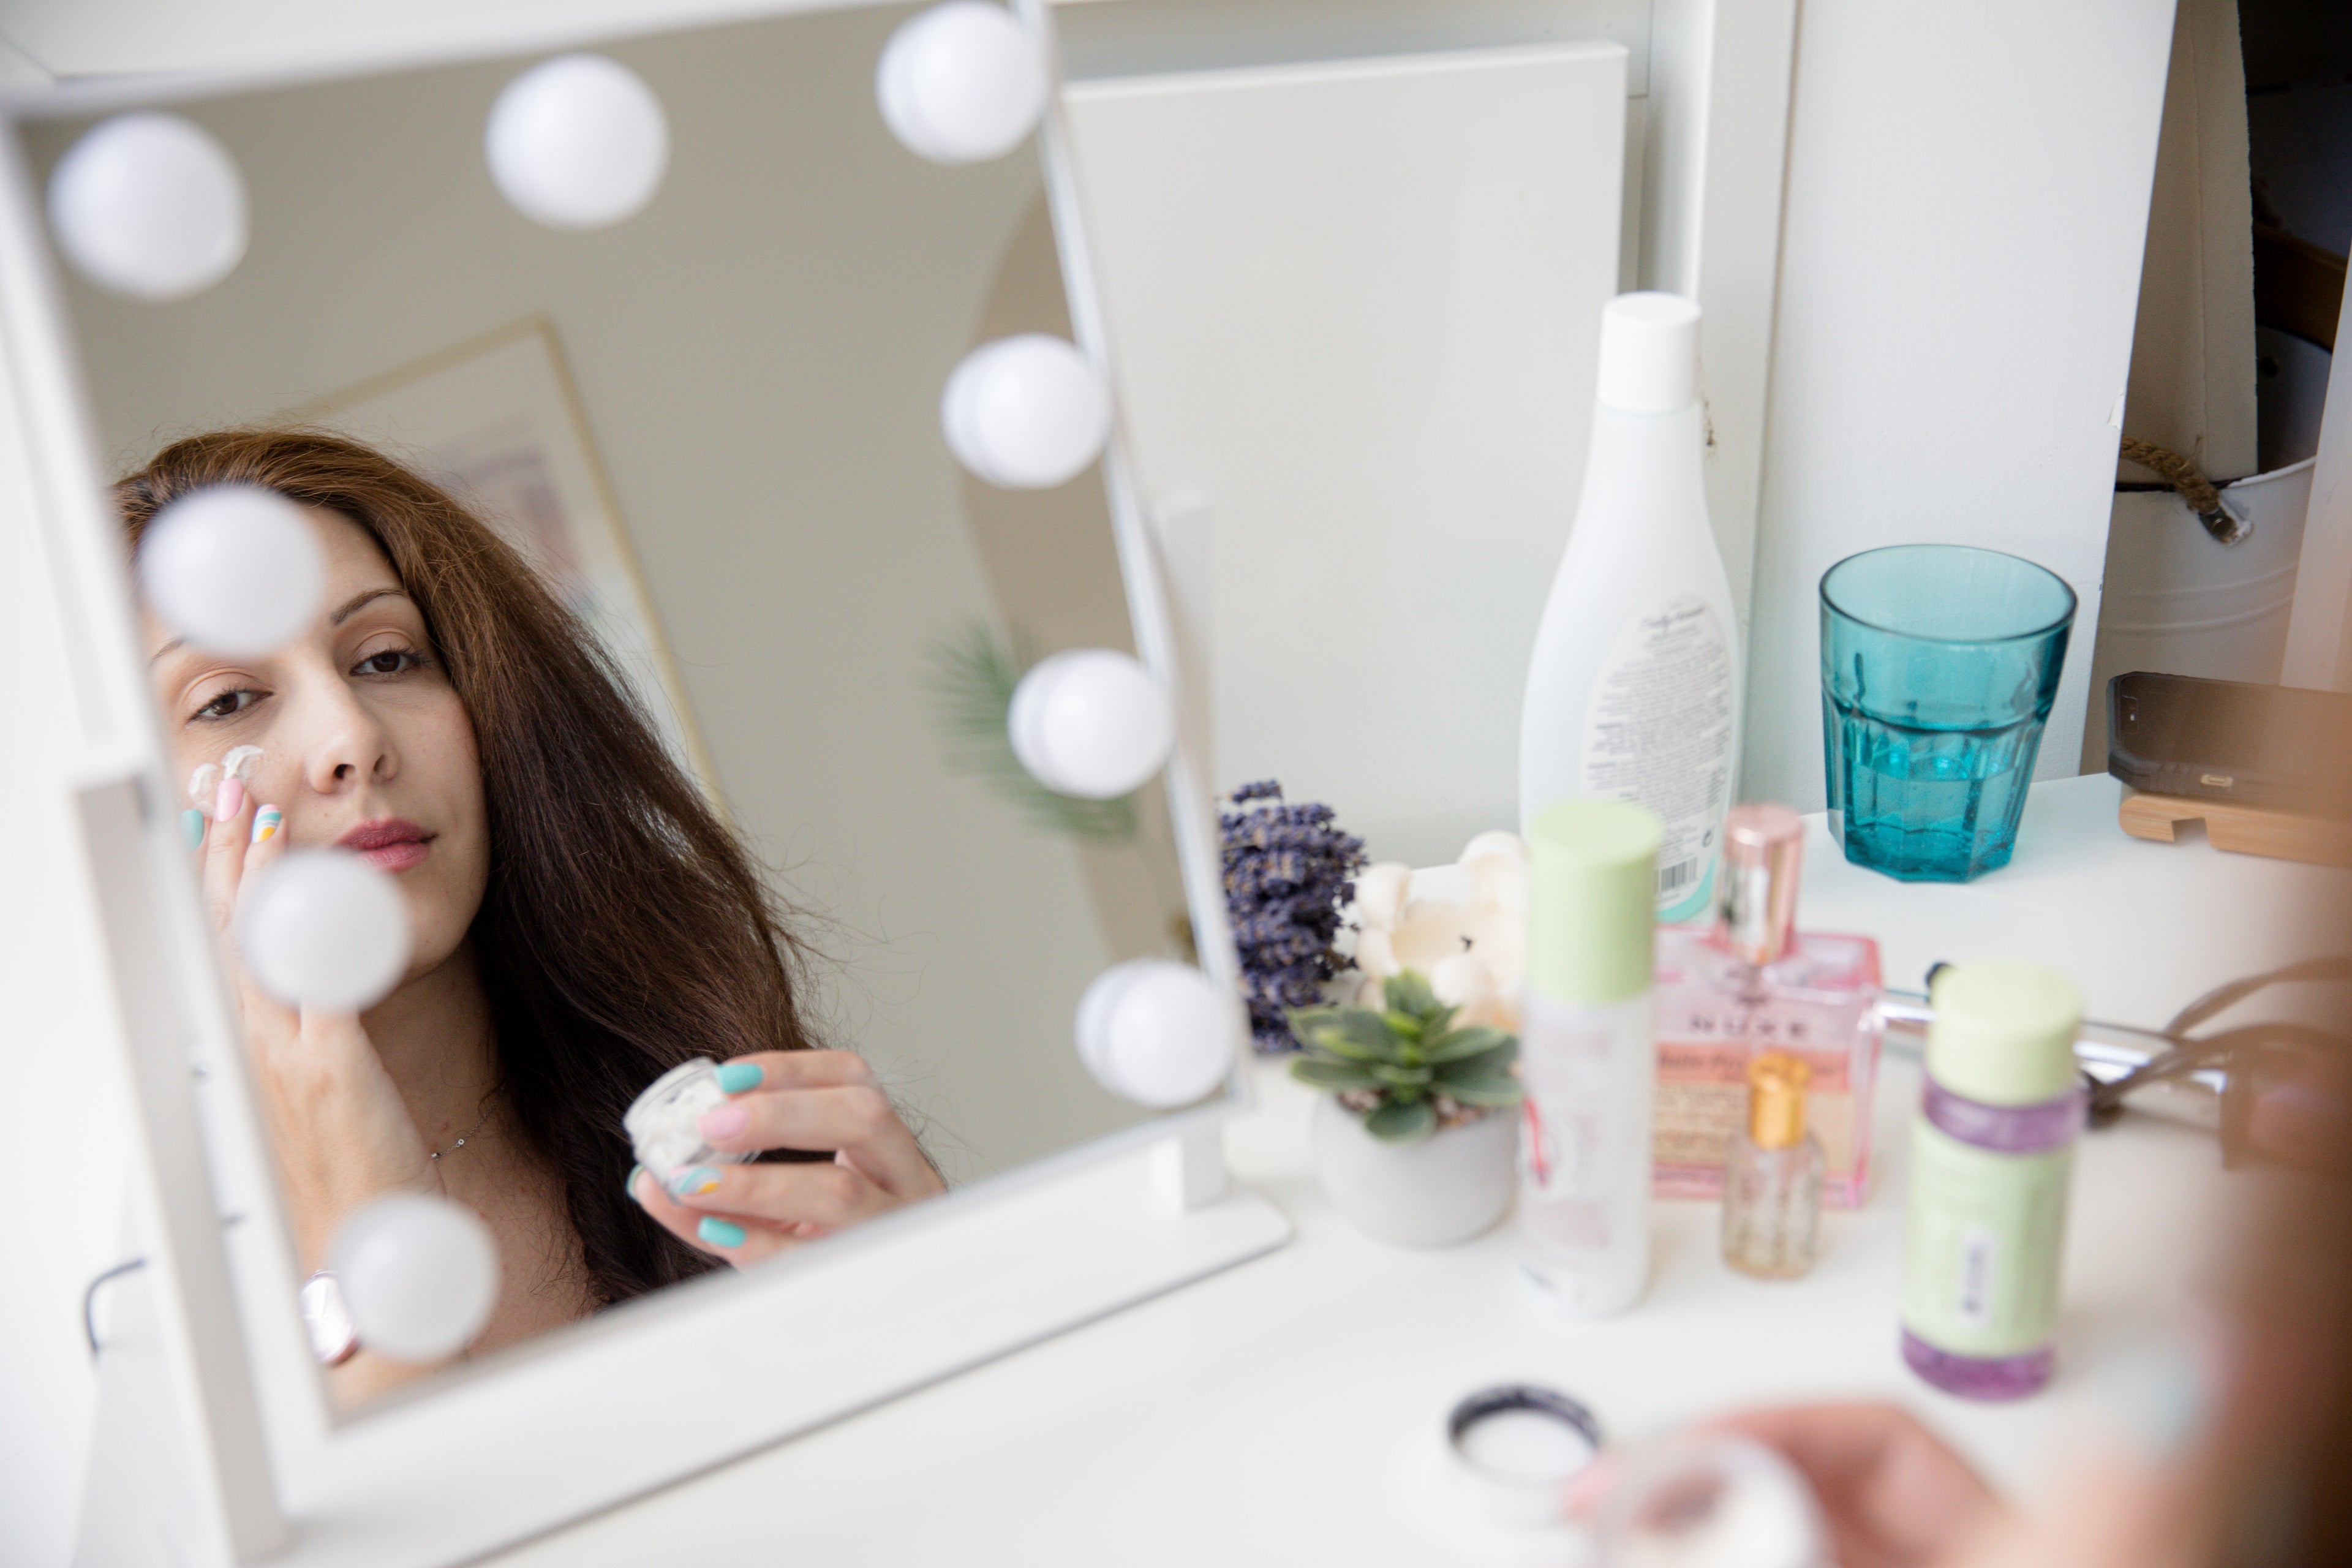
[190,687,260,722]
[353,648,421,677]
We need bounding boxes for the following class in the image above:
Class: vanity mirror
[9,2,1282,1562]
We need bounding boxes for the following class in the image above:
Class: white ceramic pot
[1310,1096,1518,1247]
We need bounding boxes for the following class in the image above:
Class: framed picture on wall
[299,315,715,789]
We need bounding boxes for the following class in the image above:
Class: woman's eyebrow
[330,586,410,624]
[148,586,410,665]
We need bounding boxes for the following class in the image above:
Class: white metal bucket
[2079,457,2318,771]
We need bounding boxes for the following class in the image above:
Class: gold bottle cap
[1747,1051,1811,1150]
[1717,802,1806,965]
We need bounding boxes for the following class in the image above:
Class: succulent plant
[1287,970,1523,1142]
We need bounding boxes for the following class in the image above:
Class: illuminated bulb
[486,54,669,229]
[236,851,413,1012]
[330,1194,499,1363]
[1075,959,1235,1108]
[876,1,1049,165]
[138,486,325,658]
[48,111,247,301]
[941,333,1110,489]
[1008,649,1174,799]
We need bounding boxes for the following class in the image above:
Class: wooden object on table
[2119,787,2352,867]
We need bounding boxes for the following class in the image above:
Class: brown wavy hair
[116,428,820,1305]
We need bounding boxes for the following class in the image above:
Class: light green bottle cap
[1927,960,2082,1105]
[1528,799,1662,1005]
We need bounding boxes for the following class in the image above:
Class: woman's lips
[338,818,434,873]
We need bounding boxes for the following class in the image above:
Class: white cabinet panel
[1065,43,1628,861]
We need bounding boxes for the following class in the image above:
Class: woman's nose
[295,682,398,794]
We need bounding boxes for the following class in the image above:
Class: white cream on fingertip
[222,744,263,785]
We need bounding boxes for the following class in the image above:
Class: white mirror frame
[3,4,1284,1564]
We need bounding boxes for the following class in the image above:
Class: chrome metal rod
[1877,991,2222,1131]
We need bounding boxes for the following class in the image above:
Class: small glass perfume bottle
[1722,1052,1822,1278]
[1653,802,1882,1206]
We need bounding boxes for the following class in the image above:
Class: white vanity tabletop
[483,774,2340,1566]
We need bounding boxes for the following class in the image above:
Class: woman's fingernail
[181,808,207,850]
[214,776,244,822]
[697,1105,749,1141]
[625,1164,644,1200]
[698,1217,747,1248]
[251,805,282,845]
[715,1061,764,1094]
[670,1166,723,1199]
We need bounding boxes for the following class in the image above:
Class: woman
[124,429,943,1401]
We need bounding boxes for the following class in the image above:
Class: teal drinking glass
[1820,545,2076,881]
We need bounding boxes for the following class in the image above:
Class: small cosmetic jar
[1443,1384,1604,1528]
[1594,1433,1826,1568]
[624,1058,754,1188]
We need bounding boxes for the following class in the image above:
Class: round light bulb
[876,1,1050,165]
[486,54,669,230]
[941,333,1111,489]
[47,111,247,301]
[1008,649,1174,800]
[1075,959,1235,1108]
[236,850,413,1012]
[137,485,326,658]
[329,1194,499,1363]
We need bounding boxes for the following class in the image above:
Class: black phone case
[2106,672,2340,814]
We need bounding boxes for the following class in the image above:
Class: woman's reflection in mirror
[123,429,944,1401]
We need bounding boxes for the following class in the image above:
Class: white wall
[1741,0,2179,808]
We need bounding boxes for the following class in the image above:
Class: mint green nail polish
[181,808,206,850]
[715,1061,764,1094]
[670,1166,723,1199]
[698,1217,746,1248]
[626,1164,644,1200]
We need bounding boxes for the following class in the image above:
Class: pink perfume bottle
[1653,803,1882,1207]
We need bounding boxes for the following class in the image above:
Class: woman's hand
[195,776,433,1272]
[1706,1404,2005,1568]
[628,1050,945,1265]
[1568,1403,2003,1568]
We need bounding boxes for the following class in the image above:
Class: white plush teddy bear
[1345,831,1529,1034]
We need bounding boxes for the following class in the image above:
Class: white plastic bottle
[1519,292,1741,924]
[1519,797,1661,1316]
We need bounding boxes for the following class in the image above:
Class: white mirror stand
[78,1057,1280,1568]
[72,745,1275,1567]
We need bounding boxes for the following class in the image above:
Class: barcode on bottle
[1955,1227,1997,1327]
[1657,859,1697,896]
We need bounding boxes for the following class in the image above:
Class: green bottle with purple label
[1901,959,2084,1400]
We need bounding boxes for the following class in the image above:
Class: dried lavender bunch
[1220,780,1366,1053]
